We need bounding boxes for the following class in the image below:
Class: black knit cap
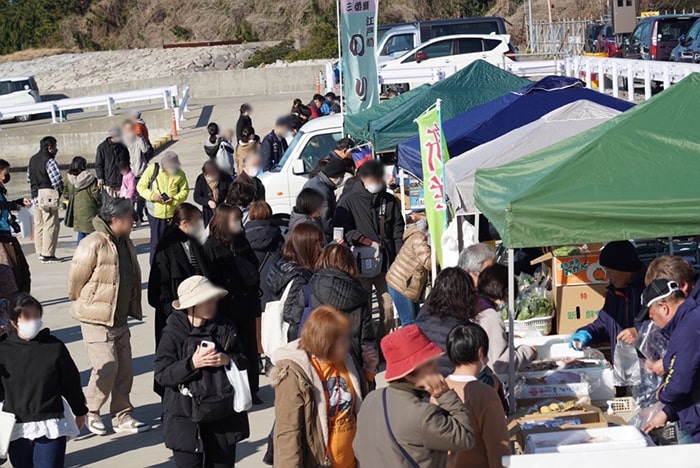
[599,240,642,273]
[322,157,347,178]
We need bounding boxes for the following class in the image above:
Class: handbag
[382,388,419,468]
[216,142,235,175]
[225,361,252,413]
[261,280,294,356]
[0,410,15,458]
[37,188,59,212]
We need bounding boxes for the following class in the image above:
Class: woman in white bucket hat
[155,275,250,467]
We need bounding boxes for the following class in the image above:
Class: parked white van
[0,76,41,122]
[260,114,343,215]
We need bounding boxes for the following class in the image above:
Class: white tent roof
[444,100,622,214]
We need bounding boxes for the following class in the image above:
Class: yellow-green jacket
[137,163,189,219]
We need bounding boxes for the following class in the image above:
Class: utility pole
[528,0,534,52]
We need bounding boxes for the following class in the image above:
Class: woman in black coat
[148,203,212,350]
[154,275,249,467]
[193,160,231,227]
[203,204,263,404]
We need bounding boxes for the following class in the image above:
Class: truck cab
[260,114,343,215]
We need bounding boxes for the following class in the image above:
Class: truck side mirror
[416,52,428,63]
[292,159,306,175]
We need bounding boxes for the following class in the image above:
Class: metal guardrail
[0,85,179,123]
[564,56,700,101]
[174,86,191,131]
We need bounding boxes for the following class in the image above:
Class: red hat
[381,325,444,382]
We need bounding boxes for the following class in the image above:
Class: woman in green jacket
[64,157,101,243]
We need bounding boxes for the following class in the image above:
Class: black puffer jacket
[334,180,405,270]
[245,219,283,305]
[266,258,312,341]
[414,307,469,377]
[95,138,130,188]
[148,226,213,346]
[310,268,375,363]
[154,310,249,453]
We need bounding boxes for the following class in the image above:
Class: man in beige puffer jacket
[68,198,148,436]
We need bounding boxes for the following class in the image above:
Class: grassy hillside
[1,0,699,57]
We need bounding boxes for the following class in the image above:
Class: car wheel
[14,114,31,122]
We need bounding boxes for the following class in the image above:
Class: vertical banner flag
[340,0,379,115]
[416,100,450,265]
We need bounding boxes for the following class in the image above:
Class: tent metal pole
[431,234,438,286]
[508,249,516,413]
[399,168,407,215]
[474,210,481,244]
[669,237,674,255]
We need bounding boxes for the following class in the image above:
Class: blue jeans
[77,232,88,243]
[676,424,695,445]
[9,436,67,468]
[387,285,419,326]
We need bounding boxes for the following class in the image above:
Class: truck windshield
[270,131,304,172]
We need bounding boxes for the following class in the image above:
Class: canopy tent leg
[457,215,464,253]
[474,210,480,244]
[508,249,516,414]
[431,233,438,286]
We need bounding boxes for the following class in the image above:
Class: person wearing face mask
[63,156,102,243]
[303,156,346,241]
[95,127,130,200]
[259,117,290,172]
[149,203,213,368]
[27,136,63,264]
[235,153,266,202]
[473,264,537,375]
[137,151,190,263]
[68,198,149,436]
[204,204,264,404]
[444,324,510,468]
[334,160,405,340]
[194,160,231,227]
[0,294,88,468]
[155,275,249,467]
[0,159,31,297]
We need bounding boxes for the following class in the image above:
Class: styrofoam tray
[526,426,648,454]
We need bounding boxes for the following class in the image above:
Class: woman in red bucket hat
[353,325,475,467]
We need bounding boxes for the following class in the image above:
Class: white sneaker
[87,413,107,436]
[113,415,150,434]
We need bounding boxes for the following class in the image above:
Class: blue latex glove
[569,329,592,349]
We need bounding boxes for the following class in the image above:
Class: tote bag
[0,410,15,457]
[225,363,253,413]
[261,280,294,357]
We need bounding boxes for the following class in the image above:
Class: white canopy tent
[444,100,622,215]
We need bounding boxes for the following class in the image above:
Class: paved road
[11,92,304,467]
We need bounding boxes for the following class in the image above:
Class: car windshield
[270,131,304,172]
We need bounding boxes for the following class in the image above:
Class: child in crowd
[0,294,87,468]
[118,160,137,222]
[64,156,101,243]
[445,323,510,468]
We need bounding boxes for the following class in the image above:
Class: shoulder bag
[382,388,420,468]
[37,188,59,212]
[261,280,294,356]
[352,197,387,278]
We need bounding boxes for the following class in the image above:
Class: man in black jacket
[303,157,346,241]
[259,118,289,171]
[236,104,253,143]
[95,127,130,199]
[334,160,405,340]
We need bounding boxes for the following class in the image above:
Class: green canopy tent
[369,61,530,152]
[343,84,431,143]
[473,72,700,412]
[474,72,700,250]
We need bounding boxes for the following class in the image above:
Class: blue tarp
[396,76,635,179]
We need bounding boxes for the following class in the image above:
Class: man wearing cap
[95,127,130,199]
[259,118,289,172]
[640,279,700,443]
[137,151,189,263]
[569,240,646,361]
[354,325,474,466]
[68,198,149,436]
[303,157,346,240]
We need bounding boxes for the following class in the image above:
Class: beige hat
[172,275,227,310]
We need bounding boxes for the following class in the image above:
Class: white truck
[260,114,343,215]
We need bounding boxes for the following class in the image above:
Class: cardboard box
[555,284,607,334]
[553,253,608,286]
[516,382,590,407]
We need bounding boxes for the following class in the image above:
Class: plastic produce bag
[613,341,641,387]
[225,362,252,413]
[16,207,33,239]
[634,321,668,408]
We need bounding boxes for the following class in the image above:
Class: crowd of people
[0,95,694,468]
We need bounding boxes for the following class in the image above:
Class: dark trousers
[134,177,146,220]
[148,214,169,264]
[172,426,236,468]
[9,436,67,468]
[235,317,260,396]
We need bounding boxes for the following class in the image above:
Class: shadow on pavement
[79,352,154,385]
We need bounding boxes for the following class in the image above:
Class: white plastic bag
[614,340,641,386]
[215,142,235,175]
[16,207,33,239]
[261,280,293,357]
[225,363,252,413]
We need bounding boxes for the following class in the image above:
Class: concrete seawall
[53,64,325,99]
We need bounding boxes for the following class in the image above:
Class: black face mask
[2,173,9,184]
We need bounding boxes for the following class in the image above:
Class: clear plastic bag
[613,341,641,386]
[513,273,554,321]
[634,321,669,408]
[628,401,664,432]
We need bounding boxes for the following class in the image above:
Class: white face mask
[18,319,43,340]
[188,221,207,245]
[365,182,383,194]
[245,166,261,177]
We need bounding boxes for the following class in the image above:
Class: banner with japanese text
[339,0,379,115]
[417,100,450,265]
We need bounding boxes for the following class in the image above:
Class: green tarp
[343,84,430,143]
[344,60,531,152]
[474,73,700,249]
